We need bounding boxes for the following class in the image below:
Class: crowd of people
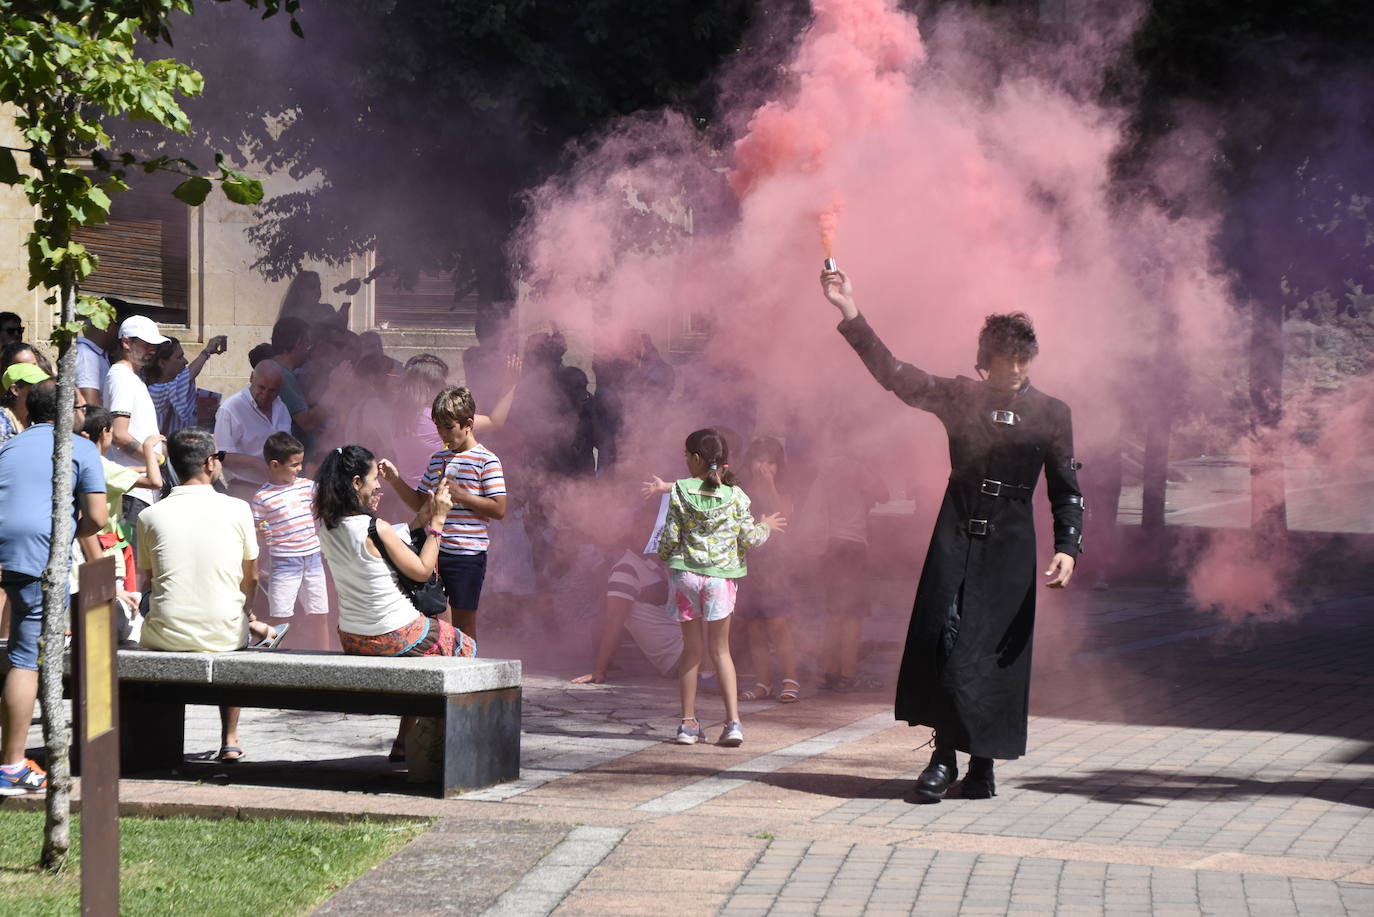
[0,290,823,788]
[0,264,1087,805]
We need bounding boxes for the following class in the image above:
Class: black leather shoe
[960,757,996,799]
[908,761,958,803]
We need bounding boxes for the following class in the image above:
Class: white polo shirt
[137,485,258,653]
[75,336,109,402]
[214,386,291,483]
[104,361,161,505]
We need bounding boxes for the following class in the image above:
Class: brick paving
[10,569,1374,915]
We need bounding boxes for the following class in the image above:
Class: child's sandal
[778,679,801,703]
[738,682,772,701]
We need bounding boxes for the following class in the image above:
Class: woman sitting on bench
[317,444,476,762]
[316,445,475,659]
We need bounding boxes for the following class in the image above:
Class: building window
[71,174,190,324]
[373,271,477,330]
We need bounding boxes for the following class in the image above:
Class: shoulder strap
[366,518,402,575]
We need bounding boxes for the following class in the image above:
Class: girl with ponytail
[651,428,786,748]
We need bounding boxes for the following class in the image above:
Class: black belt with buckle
[979,478,1032,498]
[967,519,991,536]
[953,477,1033,500]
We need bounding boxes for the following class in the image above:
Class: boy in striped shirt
[380,386,506,637]
[251,432,326,644]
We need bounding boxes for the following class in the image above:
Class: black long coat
[840,315,1084,759]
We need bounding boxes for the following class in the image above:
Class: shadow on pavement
[123,754,443,798]
[1015,767,1374,810]
[1028,587,1374,749]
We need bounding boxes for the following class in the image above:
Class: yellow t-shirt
[137,485,258,653]
[98,457,140,579]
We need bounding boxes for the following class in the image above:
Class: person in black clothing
[820,268,1083,803]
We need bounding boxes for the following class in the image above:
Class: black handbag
[367,519,449,616]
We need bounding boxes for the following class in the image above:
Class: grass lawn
[0,810,429,916]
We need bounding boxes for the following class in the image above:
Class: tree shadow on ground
[1015,767,1374,810]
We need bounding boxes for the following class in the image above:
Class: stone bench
[105,649,521,796]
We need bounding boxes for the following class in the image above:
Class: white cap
[118,315,169,345]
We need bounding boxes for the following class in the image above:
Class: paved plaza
[15,560,1373,916]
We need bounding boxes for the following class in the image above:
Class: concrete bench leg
[442,687,521,795]
[119,695,186,773]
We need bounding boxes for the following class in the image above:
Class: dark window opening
[72,174,190,325]
[374,271,477,330]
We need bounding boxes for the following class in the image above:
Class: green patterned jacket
[657,478,772,578]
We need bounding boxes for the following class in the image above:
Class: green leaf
[171,176,212,206]
[76,296,116,331]
[0,149,20,185]
[86,186,112,216]
[221,172,264,206]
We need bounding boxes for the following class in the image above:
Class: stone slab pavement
[9,574,1374,916]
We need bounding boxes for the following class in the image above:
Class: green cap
[1,363,50,389]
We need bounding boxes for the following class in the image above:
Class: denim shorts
[436,551,487,612]
[3,574,49,671]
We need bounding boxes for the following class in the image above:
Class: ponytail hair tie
[335,447,343,455]
[723,463,729,469]
[709,462,718,470]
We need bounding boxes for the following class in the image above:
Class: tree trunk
[1249,300,1287,540]
[39,278,79,873]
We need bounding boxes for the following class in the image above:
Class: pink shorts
[667,570,738,623]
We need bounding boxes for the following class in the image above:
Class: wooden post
[72,556,119,917]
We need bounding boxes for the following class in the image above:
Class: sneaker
[675,719,704,745]
[718,721,744,747]
[0,760,47,795]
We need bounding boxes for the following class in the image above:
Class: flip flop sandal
[217,746,245,762]
[778,679,801,703]
[738,682,773,701]
[251,621,291,650]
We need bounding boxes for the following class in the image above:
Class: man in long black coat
[821,269,1084,802]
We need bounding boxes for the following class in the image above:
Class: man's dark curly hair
[975,312,1038,371]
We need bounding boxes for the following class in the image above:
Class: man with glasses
[0,313,25,345]
[0,380,108,794]
[136,428,260,761]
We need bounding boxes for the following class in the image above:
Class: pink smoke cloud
[511,0,1373,625]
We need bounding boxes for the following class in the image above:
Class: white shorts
[667,570,738,624]
[264,552,329,618]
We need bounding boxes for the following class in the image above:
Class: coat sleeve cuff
[837,312,869,338]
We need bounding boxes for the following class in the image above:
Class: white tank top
[319,514,421,636]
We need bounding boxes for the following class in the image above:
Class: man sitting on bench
[137,427,281,762]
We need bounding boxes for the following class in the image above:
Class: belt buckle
[968,519,989,536]
[980,479,1002,496]
[991,410,1018,425]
